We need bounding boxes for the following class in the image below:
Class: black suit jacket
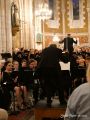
[36,45,62,88]
[38,46,62,68]
[37,46,62,79]
[59,37,77,53]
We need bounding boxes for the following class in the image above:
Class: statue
[11,2,20,35]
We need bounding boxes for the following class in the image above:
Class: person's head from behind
[86,63,90,83]
[49,44,57,48]
[0,109,8,120]
[67,33,71,38]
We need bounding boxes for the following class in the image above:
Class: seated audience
[28,59,39,105]
[19,59,30,108]
[12,60,22,110]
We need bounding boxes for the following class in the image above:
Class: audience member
[1,61,13,110]
[0,108,8,120]
[64,63,90,120]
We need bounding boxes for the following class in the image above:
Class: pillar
[87,0,90,43]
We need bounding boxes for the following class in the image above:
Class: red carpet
[8,109,34,120]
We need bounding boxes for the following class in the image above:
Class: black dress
[19,67,33,90]
[1,71,13,110]
[12,70,21,87]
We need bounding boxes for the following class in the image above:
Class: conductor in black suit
[37,44,64,107]
[59,34,77,55]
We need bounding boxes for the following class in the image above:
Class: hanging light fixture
[35,0,52,49]
[35,0,52,20]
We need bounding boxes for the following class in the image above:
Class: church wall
[35,0,89,49]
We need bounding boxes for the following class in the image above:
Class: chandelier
[35,0,52,20]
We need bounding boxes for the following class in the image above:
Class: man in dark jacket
[59,34,77,55]
[37,44,64,107]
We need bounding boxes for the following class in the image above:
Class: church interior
[0,0,90,120]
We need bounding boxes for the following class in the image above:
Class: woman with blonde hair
[0,108,8,120]
[64,63,90,120]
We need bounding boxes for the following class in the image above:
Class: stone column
[5,0,12,53]
[19,0,26,48]
[0,0,12,54]
[28,0,35,49]
[87,0,90,43]
[62,0,66,37]
[0,0,2,56]
[0,0,7,53]
[20,0,34,49]
[24,0,32,49]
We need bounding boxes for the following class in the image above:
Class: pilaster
[0,0,2,56]
[87,0,90,43]
[5,0,12,53]
[0,0,12,55]
[1,0,7,53]
[62,0,66,37]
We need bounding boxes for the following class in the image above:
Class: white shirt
[59,61,70,71]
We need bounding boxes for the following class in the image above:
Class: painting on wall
[65,0,88,33]
[47,0,60,29]
[45,0,62,33]
[48,0,54,20]
[36,33,42,43]
[72,0,80,20]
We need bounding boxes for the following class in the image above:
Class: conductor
[59,34,77,55]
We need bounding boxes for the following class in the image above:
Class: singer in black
[1,61,13,110]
